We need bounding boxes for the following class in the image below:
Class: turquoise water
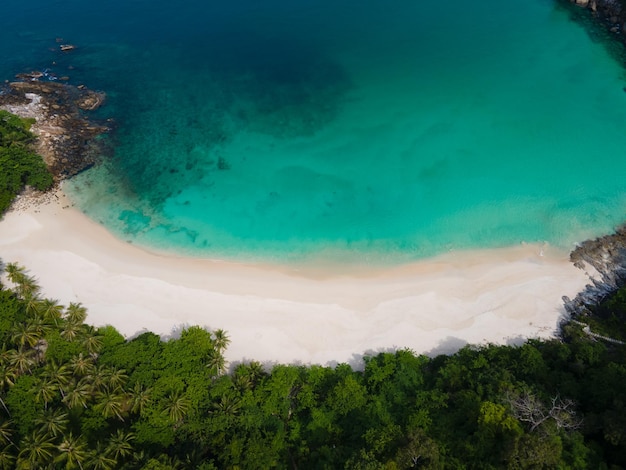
[3,1,626,262]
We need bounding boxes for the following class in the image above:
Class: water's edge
[3,0,626,268]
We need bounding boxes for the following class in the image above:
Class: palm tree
[106,368,128,389]
[87,365,110,393]
[62,380,92,410]
[68,354,94,378]
[64,303,87,325]
[206,350,226,378]
[94,390,126,421]
[16,278,41,301]
[28,317,51,337]
[233,361,265,391]
[0,363,16,394]
[85,444,116,470]
[43,361,72,397]
[23,295,41,317]
[4,262,23,277]
[212,329,230,354]
[0,349,11,368]
[60,320,84,342]
[10,323,40,350]
[32,379,58,410]
[210,392,241,417]
[7,349,35,375]
[127,449,149,469]
[34,409,69,438]
[233,374,253,393]
[55,433,89,470]
[104,429,135,461]
[0,420,14,447]
[150,454,184,469]
[247,360,266,385]
[0,365,16,417]
[128,383,151,415]
[82,334,103,357]
[36,299,64,325]
[0,445,15,470]
[4,263,26,287]
[162,391,191,424]
[16,430,55,468]
[233,368,253,392]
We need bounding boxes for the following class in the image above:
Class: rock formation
[0,77,110,179]
[563,227,626,317]
[569,0,626,39]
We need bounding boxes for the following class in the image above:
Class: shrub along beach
[0,110,53,213]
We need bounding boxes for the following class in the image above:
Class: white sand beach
[0,188,593,368]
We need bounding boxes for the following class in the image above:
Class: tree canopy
[0,260,625,468]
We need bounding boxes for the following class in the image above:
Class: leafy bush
[0,110,53,214]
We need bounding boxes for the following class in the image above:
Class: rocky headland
[0,75,110,179]
[563,228,626,321]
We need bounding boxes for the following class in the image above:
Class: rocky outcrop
[0,77,110,179]
[569,0,626,40]
[562,227,626,317]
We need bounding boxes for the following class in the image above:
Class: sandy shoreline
[0,188,593,368]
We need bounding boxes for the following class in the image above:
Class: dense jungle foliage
[0,110,53,214]
[587,283,626,342]
[0,260,625,469]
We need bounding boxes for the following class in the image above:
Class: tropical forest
[0,259,624,469]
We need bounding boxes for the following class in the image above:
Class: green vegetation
[584,284,626,342]
[0,260,625,468]
[0,110,54,214]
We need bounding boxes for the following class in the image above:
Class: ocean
[2,0,626,263]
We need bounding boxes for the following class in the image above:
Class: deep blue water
[2,0,626,262]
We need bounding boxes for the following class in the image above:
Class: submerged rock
[0,76,110,179]
[76,90,106,111]
[568,0,626,46]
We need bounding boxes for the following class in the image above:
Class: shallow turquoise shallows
[2,0,626,263]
